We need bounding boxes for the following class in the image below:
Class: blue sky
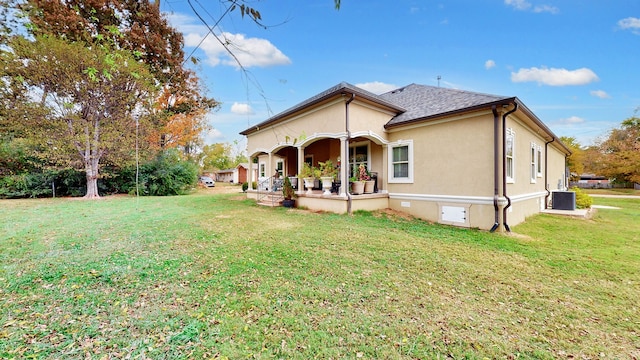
[160,0,640,149]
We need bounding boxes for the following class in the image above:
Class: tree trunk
[84,156,100,199]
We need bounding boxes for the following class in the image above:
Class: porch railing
[256,176,284,205]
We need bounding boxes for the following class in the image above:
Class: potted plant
[359,165,375,194]
[282,176,296,208]
[318,160,336,195]
[287,174,298,190]
[349,175,363,195]
[299,162,316,194]
[351,164,373,195]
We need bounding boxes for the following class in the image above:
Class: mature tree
[4,35,157,198]
[21,0,188,87]
[153,81,219,157]
[0,0,217,197]
[560,136,585,180]
[200,143,234,172]
[582,145,606,176]
[598,116,640,184]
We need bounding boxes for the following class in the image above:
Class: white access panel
[441,205,466,224]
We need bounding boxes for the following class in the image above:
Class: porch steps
[257,192,283,207]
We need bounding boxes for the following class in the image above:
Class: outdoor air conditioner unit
[552,191,576,211]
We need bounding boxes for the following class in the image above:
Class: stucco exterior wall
[245,99,392,157]
[547,143,568,192]
[242,88,569,231]
[387,112,495,196]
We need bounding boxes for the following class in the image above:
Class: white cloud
[167,12,291,68]
[511,67,599,86]
[231,102,255,115]
[355,81,399,94]
[618,17,640,34]
[533,5,559,14]
[504,0,558,14]
[590,90,611,99]
[505,0,531,10]
[185,32,291,68]
[557,116,585,125]
[203,128,225,144]
[485,59,496,70]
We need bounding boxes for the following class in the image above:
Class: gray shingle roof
[379,83,512,127]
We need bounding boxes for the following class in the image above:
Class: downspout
[345,93,356,214]
[490,105,500,232]
[502,102,518,232]
[544,137,555,209]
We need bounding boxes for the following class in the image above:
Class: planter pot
[303,177,315,194]
[282,199,295,208]
[364,180,375,194]
[288,176,298,189]
[321,176,333,196]
[351,181,364,195]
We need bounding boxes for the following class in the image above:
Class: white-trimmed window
[259,163,266,178]
[537,146,542,177]
[530,142,537,183]
[388,140,413,183]
[276,159,284,177]
[506,129,515,183]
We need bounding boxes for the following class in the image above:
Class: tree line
[0,0,248,198]
[563,113,640,186]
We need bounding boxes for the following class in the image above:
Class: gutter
[345,93,356,214]
[544,137,555,209]
[502,102,518,232]
[490,105,500,233]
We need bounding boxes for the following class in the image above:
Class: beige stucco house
[240,82,571,232]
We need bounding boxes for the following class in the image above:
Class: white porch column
[297,146,305,194]
[381,144,388,193]
[297,146,304,175]
[339,136,348,197]
[248,157,254,190]
[267,152,273,190]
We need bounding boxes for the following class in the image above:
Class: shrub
[0,173,52,198]
[571,186,593,209]
[242,182,249,192]
[137,149,198,196]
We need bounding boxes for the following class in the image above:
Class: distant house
[240,82,571,232]
[573,174,611,189]
[215,163,249,184]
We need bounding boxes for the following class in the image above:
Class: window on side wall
[388,141,413,183]
[537,146,542,177]
[530,142,537,183]
[506,129,515,183]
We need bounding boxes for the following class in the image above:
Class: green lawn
[1,190,639,359]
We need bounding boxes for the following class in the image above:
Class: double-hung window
[506,129,515,183]
[388,140,413,183]
[530,142,537,183]
[536,146,542,178]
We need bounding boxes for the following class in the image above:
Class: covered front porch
[245,134,390,213]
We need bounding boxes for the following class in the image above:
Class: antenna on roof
[437,75,441,87]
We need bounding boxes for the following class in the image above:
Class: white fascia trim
[389,193,501,206]
[508,191,547,203]
[390,192,545,206]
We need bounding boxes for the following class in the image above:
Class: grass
[1,188,639,359]
[584,188,640,196]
